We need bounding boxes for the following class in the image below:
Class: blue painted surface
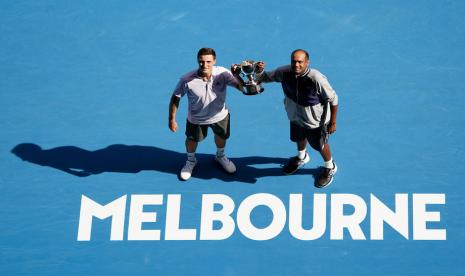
[1,0,464,275]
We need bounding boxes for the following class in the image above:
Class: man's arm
[256,63,286,83]
[230,64,245,93]
[314,72,338,134]
[168,95,180,132]
[328,105,338,134]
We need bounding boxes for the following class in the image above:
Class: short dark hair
[197,48,216,59]
[291,49,309,61]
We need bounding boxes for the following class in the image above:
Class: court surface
[1,1,464,275]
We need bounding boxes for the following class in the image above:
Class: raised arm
[230,64,245,93]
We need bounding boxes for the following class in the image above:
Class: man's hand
[231,64,241,75]
[169,119,178,132]
[256,61,265,73]
[327,121,336,134]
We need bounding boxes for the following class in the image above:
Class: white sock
[324,158,334,169]
[187,152,196,162]
[297,150,306,160]
[216,147,225,158]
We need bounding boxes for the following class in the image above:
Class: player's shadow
[11,143,319,184]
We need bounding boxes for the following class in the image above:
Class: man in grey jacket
[257,49,339,188]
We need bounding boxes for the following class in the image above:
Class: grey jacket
[260,65,338,129]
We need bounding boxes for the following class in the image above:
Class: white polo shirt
[173,66,239,125]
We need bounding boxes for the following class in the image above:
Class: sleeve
[258,65,288,83]
[172,78,186,98]
[223,69,240,87]
[315,73,338,106]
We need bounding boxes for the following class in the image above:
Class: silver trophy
[238,60,264,95]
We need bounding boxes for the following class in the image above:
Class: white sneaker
[215,155,236,174]
[180,159,197,180]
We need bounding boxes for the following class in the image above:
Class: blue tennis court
[1,0,464,275]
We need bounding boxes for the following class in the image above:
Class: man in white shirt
[168,48,243,180]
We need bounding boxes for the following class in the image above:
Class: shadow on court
[11,143,319,184]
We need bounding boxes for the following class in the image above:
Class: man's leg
[186,139,198,153]
[283,123,311,175]
[179,139,199,181]
[316,143,337,188]
[214,134,226,158]
[180,121,206,181]
[214,134,226,149]
[213,134,236,173]
[211,114,236,174]
[305,126,337,188]
[320,143,332,162]
[185,138,198,165]
[296,138,308,159]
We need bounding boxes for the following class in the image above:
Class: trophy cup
[237,60,264,95]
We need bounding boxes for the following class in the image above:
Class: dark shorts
[186,113,230,142]
[290,121,329,151]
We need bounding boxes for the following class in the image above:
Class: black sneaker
[283,154,310,175]
[315,161,337,188]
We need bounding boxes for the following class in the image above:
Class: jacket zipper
[296,77,299,105]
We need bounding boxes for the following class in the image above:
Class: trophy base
[244,84,264,95]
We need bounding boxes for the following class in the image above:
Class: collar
[196,69,213,81]
[296,67,310,78]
